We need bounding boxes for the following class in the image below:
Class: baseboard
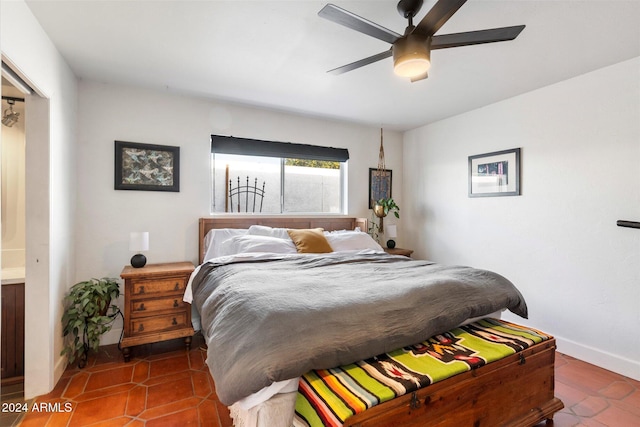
[555,335,640,381]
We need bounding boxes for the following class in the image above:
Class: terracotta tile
[545,410,581,426]
[38,376,71,400]
[73,383,135,402]
[214,398,234,427]
[557,360,622,395]
[67,392,128,427]
[610,396,640,418]
[555,380,589,408]
[62,371,90,399]
[192,369,212,398]
[197,399,218,425]
[83,416,133,427]
[125,419,146,427]
[148,354,190,378]
[145,407,199,427]
[621,388,640,412]
[575,418,608,427]
[143,369,192,387]
[125,385,147,417]
[19,410,52,426]
[146,377,194,409]
[45,408,74,426]
[189,348,206,370]
[138,396,201,421]
[132,360,150,383]
[571,396,610,417]
[598,380,635,400]
[85,365,134,391]
[594,403,640,426]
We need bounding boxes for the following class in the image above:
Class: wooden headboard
[198,216,367,263]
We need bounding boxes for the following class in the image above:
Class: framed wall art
[369,168,392,208]
[468,148,520,197]
[115,141,180,192]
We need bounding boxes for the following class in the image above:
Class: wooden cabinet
[1,283,25,383]
[120,262,195,361]
[384,247,414,257]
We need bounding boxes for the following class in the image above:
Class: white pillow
[324,231,384,252]
[219,235,297,256]
[247,225,291,240]
[203,228,247,261]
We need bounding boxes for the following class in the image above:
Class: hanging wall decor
[468,148,520,197]
[114,141,180,192]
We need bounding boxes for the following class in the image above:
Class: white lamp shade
[129,232,149,252]
[386,225,397,239]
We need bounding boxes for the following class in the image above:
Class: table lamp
[386,224,397,249]
[129,231,149,268]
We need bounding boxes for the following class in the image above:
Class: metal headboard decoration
[228,176,266,213]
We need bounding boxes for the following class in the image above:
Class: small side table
[120,262,195,362]
[384,247,414,257]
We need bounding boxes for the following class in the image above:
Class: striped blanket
[294,318,551,427]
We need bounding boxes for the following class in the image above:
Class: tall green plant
[61,278,120,367]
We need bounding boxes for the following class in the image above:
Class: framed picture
[468,148,520,197]
[114,141,180,192]
[369,168,392,208]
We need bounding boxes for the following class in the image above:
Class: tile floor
[3,334,639,427]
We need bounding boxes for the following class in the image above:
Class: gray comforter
[191,252,528,405]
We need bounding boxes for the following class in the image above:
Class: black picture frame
[114,141,180,192]
[468,148,520,197]
[368,168,392,209]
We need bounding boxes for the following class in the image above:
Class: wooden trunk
[344,339,563,427]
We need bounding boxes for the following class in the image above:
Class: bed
[188,216,563,427]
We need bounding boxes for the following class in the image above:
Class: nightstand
[120,262,195,362]
[384,247,414,257]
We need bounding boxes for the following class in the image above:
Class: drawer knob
[173,300,179,308]
[138,285,145,294]
[172,317,178,326]
[174,282,180,290]
[138,324,145,332]
[137,303,146,311]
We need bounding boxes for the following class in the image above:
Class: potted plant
[370,198,400,239]
[61,277,121,368]
[373,197,400,219]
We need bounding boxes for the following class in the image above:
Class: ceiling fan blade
[410,71,429,83]
[413,0,467,37]
[319,4,401,45]
[431,25,525,49]
[327,50,393,75]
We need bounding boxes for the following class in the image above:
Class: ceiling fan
[318,0,525,82]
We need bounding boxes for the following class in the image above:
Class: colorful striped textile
[294,318,551,427]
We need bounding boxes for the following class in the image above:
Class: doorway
[1,73,27,424]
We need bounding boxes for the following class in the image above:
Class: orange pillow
[287,228,333,253]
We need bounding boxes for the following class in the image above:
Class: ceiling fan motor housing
[393,34,431,77]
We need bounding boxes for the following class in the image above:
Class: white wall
[403,57,640,380]
[1,0,78,398]
[76,81,404,343]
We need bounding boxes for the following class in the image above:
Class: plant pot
[373,204,387,218]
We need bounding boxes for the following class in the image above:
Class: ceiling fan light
[393,34,431,78]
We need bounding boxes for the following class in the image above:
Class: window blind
[211,135,349,162]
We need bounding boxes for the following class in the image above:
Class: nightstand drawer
[130,311,188,335]
[130,297,187,316]
[131,278,186,296]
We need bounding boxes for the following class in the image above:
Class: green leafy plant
[375,197,400,219]
[61,277,121,367]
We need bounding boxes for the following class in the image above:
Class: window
[211,135,348,214]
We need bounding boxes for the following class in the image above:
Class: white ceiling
[24,0,640,131]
